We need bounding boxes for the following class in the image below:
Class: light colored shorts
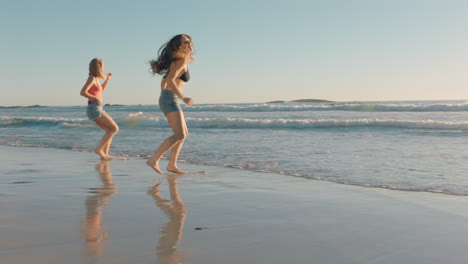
[86,101,105,120]
[159,90,182,115]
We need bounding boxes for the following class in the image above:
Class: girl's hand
[183,97,193,106]
[106,73,112,81]
[96,98,103,106]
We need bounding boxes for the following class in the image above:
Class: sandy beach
[2,145,468,264]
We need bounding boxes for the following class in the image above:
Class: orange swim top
[88,83,102,101]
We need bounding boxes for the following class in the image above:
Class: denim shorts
[86,101,105,120]
[159,90,182,115]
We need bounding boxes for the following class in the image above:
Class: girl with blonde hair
[80,58,119,160]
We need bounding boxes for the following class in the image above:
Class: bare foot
[167,165,187,174]
[94,149,108,160]
[147,159,163,174]
[105,155,115,160]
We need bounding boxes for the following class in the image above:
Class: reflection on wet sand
[147,174,187,264]
[82,161,116,259]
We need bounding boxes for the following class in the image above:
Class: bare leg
[104,140,112,159]
[101,114,119,159]
[146,135,178,174]
[167,120,188,174]
[147,111,187,174]
[93,113,119,160]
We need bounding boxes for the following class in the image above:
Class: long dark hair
[149,34,194,75]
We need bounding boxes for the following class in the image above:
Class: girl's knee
[174,132,187,141]
[111,125,119,134]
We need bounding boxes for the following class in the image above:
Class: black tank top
[163,70,190,82]
[179,71,190,82]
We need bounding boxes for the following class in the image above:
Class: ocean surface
[2,100,468,195]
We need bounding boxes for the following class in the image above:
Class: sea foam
[4,114,468,131]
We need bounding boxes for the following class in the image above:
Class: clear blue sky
[1,0,468,106]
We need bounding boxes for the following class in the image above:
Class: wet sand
[2,145,468,264]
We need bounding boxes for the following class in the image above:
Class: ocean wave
[179,102,468,112]
[4,114,468,131]
[123,113,468,130]
[0,116,89,128]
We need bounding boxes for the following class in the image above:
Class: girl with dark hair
[147,34,194,174]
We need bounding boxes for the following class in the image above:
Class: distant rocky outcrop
[267,99,333,103]
[291,99,333,103]
[266,100,287,103]
[0,105,47,108]
[104,104,125,107]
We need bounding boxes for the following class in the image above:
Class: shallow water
[2,100,468,195]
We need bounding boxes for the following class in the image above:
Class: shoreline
[2,145,468,263]
[1,144,465,197]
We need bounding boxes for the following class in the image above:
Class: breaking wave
[3,113,468,131]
